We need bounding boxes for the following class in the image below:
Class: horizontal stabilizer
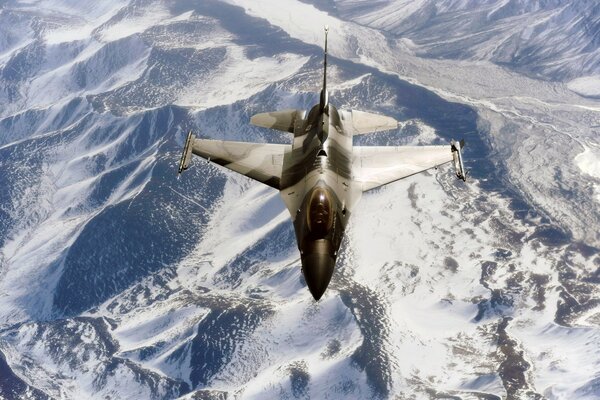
[250,109,305,133]
[340,110,399,135]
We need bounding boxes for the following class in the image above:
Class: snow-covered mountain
[322,0,600,83]
[0,0,599,399]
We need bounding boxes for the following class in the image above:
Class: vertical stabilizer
[319,25,329,112]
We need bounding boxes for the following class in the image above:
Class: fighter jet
[178,26,466,300]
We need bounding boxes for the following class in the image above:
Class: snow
[230,296,365,398]
[227,0,342,46]
[17,0,128,20]
[98,2,171,42]
[576,144,600,180]
[575,144,600,203]
[568,75,600,98]
[1,0,599,399]
[334,0,599,82]
[349,172,500,394]
[223,0,387,61]
[516,321,600,400]
[43,4,124,45]
[218,0,600,245]
[188,178,289,270]
[177,50,309,110]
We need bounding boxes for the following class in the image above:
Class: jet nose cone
[302,253,335,300]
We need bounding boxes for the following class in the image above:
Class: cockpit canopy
[307,187,334,238]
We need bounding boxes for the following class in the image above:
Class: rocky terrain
[0,0,598,399]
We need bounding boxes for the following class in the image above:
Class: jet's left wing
[178,131,291,189]
[353,141,465,192]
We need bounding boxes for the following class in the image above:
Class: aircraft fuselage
[177,26,467,301]
[279,103,362,300]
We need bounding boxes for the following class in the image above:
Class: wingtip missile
[451,139,467,182]
[178,130,194,174]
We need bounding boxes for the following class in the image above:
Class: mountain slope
[326,0,600,83]
[0,1,599,399]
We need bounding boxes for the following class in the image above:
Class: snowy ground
[225,0,600,246]
[0,0,599,399]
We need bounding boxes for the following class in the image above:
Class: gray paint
[179,28,466,300]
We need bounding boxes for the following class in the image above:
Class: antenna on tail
[320,25,329,112]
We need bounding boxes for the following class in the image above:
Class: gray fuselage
[178,27,466,301]
[279,102,361,300]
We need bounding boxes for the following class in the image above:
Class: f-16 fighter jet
[178,26,466,300]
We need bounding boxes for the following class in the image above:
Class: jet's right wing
[353,141,466,192]
[178,131,291,189]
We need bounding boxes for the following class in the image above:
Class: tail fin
[319,25,329,112]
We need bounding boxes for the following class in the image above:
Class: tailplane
[250,109,306,133]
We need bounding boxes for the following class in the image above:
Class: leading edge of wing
[353,145,454,192]
[192,138,291,189]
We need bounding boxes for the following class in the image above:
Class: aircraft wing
[353,144,457,192]
[179,132,291,189]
